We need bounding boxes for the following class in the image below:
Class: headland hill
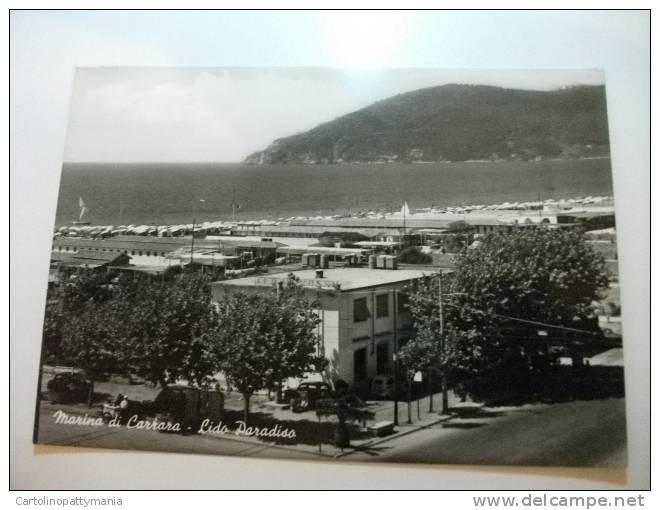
[244,83,610,165]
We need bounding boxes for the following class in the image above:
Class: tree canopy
[407,228,609,385]
[397,247,432,264]
[210,274,323,422]
[111,273,217,387]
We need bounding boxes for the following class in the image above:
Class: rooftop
[213,266,445,292]
[53,234,281,253]
[292,216,510,229]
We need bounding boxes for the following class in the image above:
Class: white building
[211,266,447,391]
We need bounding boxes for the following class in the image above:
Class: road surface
[349,398,627,467]
[35,402,329,461]
[35,398,626,467]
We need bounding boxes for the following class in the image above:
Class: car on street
[151,385,224,432]
[46,372,90,403]
[286,381,334,412]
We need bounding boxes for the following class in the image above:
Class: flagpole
[190,199,206,265]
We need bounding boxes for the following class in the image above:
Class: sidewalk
[239,388,482,458]
[39,380,481,460]
[335,390,482,457]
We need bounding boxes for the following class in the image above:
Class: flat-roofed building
[52,235,281,268]
[51,248,131,271]
[211,266,449,391]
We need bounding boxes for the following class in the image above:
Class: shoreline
[54,195,615,238]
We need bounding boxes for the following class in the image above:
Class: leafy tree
[405,274,456,413]
[438,230,606,390]
[210,292,274,424]
[398,325,443,412]
[446,221,471,233]
[112,273,217,388]
[266,275,326,402]
[43,299,65,364]
[58,301,119,406]
[42,271,116,362]
[211,276,323,423]
[397,247,432,264]
[60,271,116,311]
[439,233,471,253]
[407,228,609,400]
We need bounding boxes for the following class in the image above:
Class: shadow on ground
[464,366,625,406]
[448,406,506,419]
[222,409,371,447]
[441,422,487,429]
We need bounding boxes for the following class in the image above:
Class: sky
[63,67,605,163]
[10,11,648,164]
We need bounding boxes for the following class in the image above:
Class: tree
[43,271,116,363]
[43,299,65,365]
[112,273,217,388]
[59,301,119,406]
[456,229,607,386]
[266,275,326,402]
[397,247,432,264]
[446,220,471,233]
[405,274,454,413]
[211,276,323,424]
[408,228,609,400]
[398,326,443,413]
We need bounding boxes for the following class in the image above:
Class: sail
[78,197,87,221]
[400,201,410,217]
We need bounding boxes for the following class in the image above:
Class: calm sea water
[55,159,614,227]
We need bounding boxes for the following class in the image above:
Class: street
[349,398,627,467]
[36,402,329,461]
[36,396,626,467]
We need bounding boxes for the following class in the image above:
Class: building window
[354,348,367,382]
[353,297,370,323]
[397,293,409,314]
[376,294,389,318]
[352,336,370,344]
[376,343,389,375]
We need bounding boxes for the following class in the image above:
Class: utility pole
[392,288,399,426]
[190,198,205,265]
[190,217,196,264]
[439,271,449,414]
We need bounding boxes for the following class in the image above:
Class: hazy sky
[64,67,605,163]
[10,11,648,166]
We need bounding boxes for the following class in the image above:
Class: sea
[55,159,614,228]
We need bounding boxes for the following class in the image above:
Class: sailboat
[72,196,91,225]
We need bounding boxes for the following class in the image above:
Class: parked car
[46,372,90,403]
[286,381,333,412]
[152,385,224,432]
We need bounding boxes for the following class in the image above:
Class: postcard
[34,67,625,468]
